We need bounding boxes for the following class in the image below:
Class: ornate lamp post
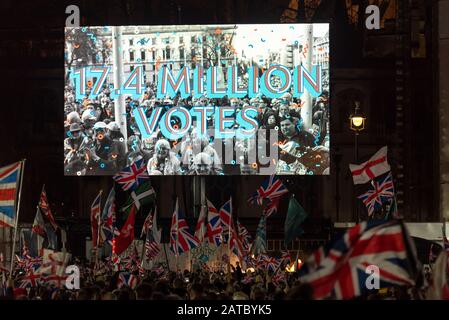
[349,101,366,222]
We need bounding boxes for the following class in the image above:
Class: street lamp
[349,101,365,161]
[349,101,365,222]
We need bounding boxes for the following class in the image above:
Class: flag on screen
[0,161,22,228]
[299,220,419,300]
[349,146,391,185]
[113,157,149,191]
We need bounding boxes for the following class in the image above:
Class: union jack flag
[265,256,281,272]
[101,188,119,245]
[141,209,153,238]
[237,220,252,254]
[124,246,141,272]
[19,266,41,288]
[0,161,22,228]
[281,250,291,265]
[117,272,138,289]
[299,220,419,300]
[358,172,395,217]
[272,272,286,285]
[170,199,199,255]
[194,205,208,243]
[206,199,222,246]
[113,157,149,191]
[247,175,288,205]
[263,197,281,218]
[219,199,232,243]
[38,186,59,230]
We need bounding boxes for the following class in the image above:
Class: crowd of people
[1,259,419,301]
[64,80,330,176]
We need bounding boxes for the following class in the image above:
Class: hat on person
[69,123,82,132]
[93,121,107,131]
[107,121,120,132]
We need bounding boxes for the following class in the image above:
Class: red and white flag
[349,146,391,185]
[41,249,71,276]
[113,205,137,255]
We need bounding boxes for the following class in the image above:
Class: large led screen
[64,24,329,176]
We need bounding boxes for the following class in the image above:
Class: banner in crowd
[64,24,330,176]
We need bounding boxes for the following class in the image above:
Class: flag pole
[95,189,103,269]
[10,159,26,274]
[228,197,232,273]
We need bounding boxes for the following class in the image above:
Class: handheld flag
[122,182,156,212]
[349,146,391,185]
[299,220,419,300]
[113,157,149,191]
[358,172,395,217]
[32,206,47,237]
[38,186,59,230]
[194,204,208,243]
[250,214,267,256]
[113,204,137,255]
[247,175,288,205]
[170,199,199,255]
[0,161,22,227]
[101,188,118,245]
[206,199,222,246]
[144,208,161,261]
[90,190,102,248]
[284,196,308,246]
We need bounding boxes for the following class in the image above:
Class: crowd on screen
[64,82,330,176]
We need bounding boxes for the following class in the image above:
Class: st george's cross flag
[349,146,391,185]
[0,162,22,228]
